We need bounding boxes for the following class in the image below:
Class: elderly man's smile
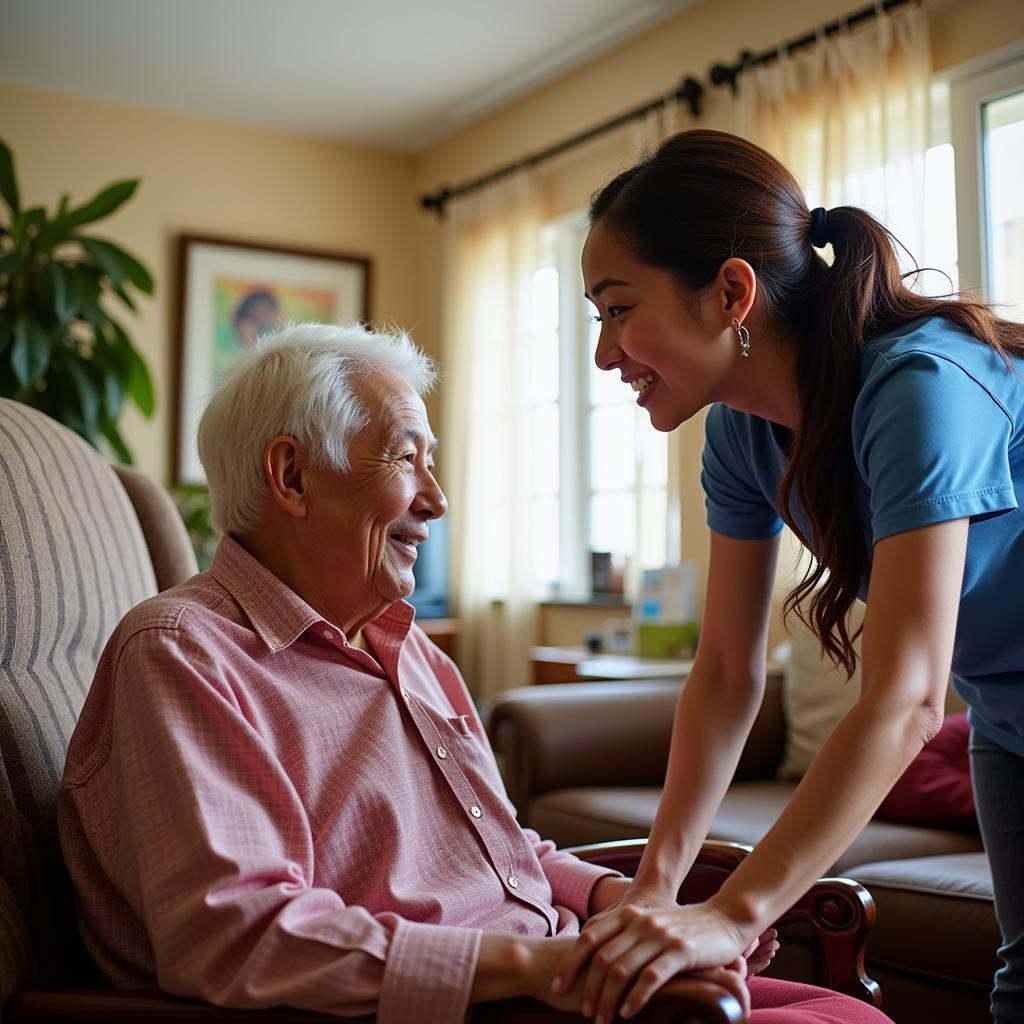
[388,531,424,559]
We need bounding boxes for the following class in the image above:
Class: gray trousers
[970,729,1024,1023]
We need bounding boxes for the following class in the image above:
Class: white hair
[197,321,437,537]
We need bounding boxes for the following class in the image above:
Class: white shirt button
[436,745,448,759]
[401,688,411,703]
[322,629,334,641]
[470,805,482,818]
[507,875,519,889]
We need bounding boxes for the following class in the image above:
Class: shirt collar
[208,536,416,653]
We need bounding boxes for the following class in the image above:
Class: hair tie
[809,207,830,248]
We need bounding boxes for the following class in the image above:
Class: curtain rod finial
[420,187,451,218]
[676,76,704,118]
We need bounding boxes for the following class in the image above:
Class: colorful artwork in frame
[175,234,370,485]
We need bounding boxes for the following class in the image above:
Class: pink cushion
[749,978,892,1022]
[876,713,977,829]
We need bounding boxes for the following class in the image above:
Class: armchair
[0,400,875,1023]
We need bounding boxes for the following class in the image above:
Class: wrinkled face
[303,371,447,618]
[582,217,732,431]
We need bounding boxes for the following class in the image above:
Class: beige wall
[3,0,1022,648]
[0,82,422,483]
[412,0,1024,649]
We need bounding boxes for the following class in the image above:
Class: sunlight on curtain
[734,2,939,609]
[628,105,687,585]
[442,177,541,698]
[738,4,933,260]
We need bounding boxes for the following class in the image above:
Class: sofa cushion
[776,605,863,779]
[849,853,999,987]
[876,712,976,830]
[530,781,983,872]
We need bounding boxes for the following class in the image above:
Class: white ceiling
[1,0,698,153]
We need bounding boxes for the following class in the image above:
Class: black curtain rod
[709,0,916,92]
[419,0,915,217]
[419,76,703,217]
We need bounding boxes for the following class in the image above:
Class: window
[529,216,672,597]
[951,51,1024,314]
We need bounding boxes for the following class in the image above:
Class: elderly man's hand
[744,926,780,976]
[554,897,754,1022]
[530,937,750,1018]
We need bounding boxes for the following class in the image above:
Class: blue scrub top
[702,316,1024,756]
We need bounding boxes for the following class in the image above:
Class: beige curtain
[735,2,933,610]
[442,176,542,699]
[441,101,694,697]
[737,3,932,262]
[631,102,689,576]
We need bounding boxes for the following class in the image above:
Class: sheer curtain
[737,2,932,263]
[441,177,541,698]
[734,1,936,612]
[441,102,694,697]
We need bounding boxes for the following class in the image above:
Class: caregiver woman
[555,129,1024,1024]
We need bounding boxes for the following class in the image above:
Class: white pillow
[774,601,864,779]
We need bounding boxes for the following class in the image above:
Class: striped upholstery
[0,399,196,1001]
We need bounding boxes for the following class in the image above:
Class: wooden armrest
[473,978,743,1022]
[568,838,881,1008]
[7,989,361,1022]
[9,982,741,1024]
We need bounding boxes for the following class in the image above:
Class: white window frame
[553,213,591,596]
[535,211,674,600]
[948,44,1024,299]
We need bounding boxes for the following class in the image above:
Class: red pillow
[876,713,977,830]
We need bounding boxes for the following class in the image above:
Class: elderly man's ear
[263,436,310,519]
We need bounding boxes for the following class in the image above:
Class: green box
[634,622,699,659]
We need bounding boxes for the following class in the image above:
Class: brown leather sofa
[488,676,1001,1024]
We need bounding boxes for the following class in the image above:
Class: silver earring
[732,317,750,358]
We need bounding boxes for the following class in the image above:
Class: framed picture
[174,233,370,484]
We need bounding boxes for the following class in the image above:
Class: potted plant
[0,139,155,461]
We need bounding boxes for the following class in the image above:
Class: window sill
[539,595,631,609]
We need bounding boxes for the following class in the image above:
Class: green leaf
[48,262,74,324]
[67,264,104,322]
[21,206,47,240]
[110,319,154,417]
[64,354,100,442]
[11,312,51,389]
[0,141,19,216]
[98,411,133,464]
[89,333,126,419]
[8,206,46,249]
[0,318,13,364]
[113,284,137,312]
[126,344,154,418]
[78,236,154,295]
[104,368,125,419]
[62,180,138,231]
[0,250,23,278]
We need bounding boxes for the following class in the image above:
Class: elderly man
[59,324,891,1024]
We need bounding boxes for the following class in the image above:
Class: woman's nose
[594,327,623,371]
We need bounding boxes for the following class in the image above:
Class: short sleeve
[702,403,784,540]
[854,352,1017,544]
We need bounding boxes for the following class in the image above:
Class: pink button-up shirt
[59,538,616,1023]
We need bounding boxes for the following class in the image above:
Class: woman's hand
[528,934,751,1019]
[553,898,752,1022]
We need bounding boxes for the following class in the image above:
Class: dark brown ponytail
[591,129,1024,674]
